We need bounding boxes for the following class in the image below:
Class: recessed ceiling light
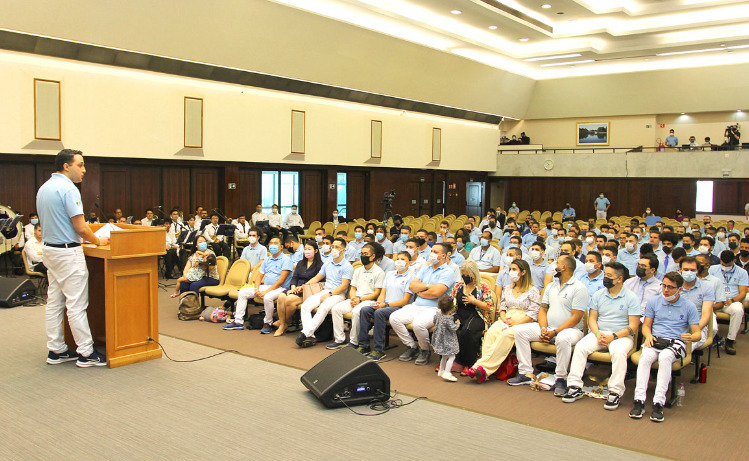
[542,4,552,8]
[681,112,686,115]
[524,53,582,62]
[539,59,595,67]
[720,43,727,47]
[519,38,529,42]
[450,10,462,15]
[488,25,498,29]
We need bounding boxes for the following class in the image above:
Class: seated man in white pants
[562,261,640,410]
[510,255,587,396]
[327,243,385,350]
[224,237,292,333]
[679,256,716,351]
[296,237,353,348]
[630,272,700,423]
[708,251,748,355]
[390,243,456,366]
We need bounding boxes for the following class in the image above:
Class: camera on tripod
[382,190,396,209]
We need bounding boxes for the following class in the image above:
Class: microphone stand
[212,208,230,224]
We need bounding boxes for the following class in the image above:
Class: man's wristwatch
[384,302,389,307]
[612,332,619,340]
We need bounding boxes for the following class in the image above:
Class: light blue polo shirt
[450,251,465,267]
[378,255,395,273]
[320,258,354,290]
[240,243,267,268]
[590,287,640,332]
[708,264,749,298]
[377,237,394,255]
[680,278,715,316]
[36,173,84,244]
[392,238,408,255]
[700,274,726,304]
[594,196,610,211]
[616,249,639,275]
[260,253,293,289]
[418,246,431,262]
[290,244,304,266]
[529,259,549,290]
[577,270,605,300]
[468,245,501,270]
[562,207,576,219]
[644,295,699,340]
[383,270,415,304]
[542,277,588,330]
[409,263,457,308]
[345,240,366,261]
[320,250,333,265]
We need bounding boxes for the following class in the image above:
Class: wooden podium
[64,223,164,368]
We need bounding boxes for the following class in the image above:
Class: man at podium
[37,149,110,368]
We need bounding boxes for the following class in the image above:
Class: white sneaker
[442,372,457,382]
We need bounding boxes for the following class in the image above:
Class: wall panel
[1,163,36,216]
[162,166,191,215]
[191,168,219,213]
[129,166,161,220]
[237,169,260,218]
[100,166,130,217]
[346,171,367,221]
[300,170,323,227]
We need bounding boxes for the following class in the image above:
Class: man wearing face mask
[390,243,456,365]
[678,257,716,351]
[679,234,699,257]
[414,229,432,261]
[483,218,502,240]
[577,251,605,300]
[564,262,640,410]
[478,209,496,231]
[239,227,267,268]
[736,237,749,270]
[617,233,641,276]
[319,235,334,264]
[344,225,367,262]
[225,237,292,333]
[697,236,721,266]
[405,238,427,274]
[468,231,501,273]
[24,212,39,240]
[389,215,403,241]
[392,225,412,255]
[328,243,386,350]
[297,238,354,347]
[284,235,304,266]
[561,203,576,222]
[374,225,393,258]
[529,242,549,293]
[251,203,267,226]
[436,221,454,244]
[624,254,661,316]
[445,236,465,267]
[708,251,748,355]
[581,232,597,257]
[656,232,679,279]
[513,255,587,396]
[630,272,700,422]
[313,227,326,245]
[714,227,730,256]
[522,221,541,247]
[266,204,287,245]
[594,193,610,220]
[508,202,520,214]
[283,205,304,239]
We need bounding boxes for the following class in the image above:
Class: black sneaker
[650,403,664,422]
[46,350,79,365]
[726,339,737,355]
[301,336,317,348]
[76,350,107,368]
[398,346,420,362]
[553,378,567,397]
[295,332,306,347]
[367,350,386,362]
[562,386,584,403]
[629,400,645,419]
[604,392,621,411]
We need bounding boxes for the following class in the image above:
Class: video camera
[382,190,396,209]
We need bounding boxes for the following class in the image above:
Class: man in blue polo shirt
[577,251,605,300]
[630,272,700,423]
[679,256,715,351]
[239,227,266,267]
[37,149,109,367]
[561,203,576,222]
[390,243,456,366]
[594,192,610,220]
[708,251,748,355]
[225,236,292,333]
[564,262,640,410]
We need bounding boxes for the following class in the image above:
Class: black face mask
[683,244,692,250]
[461,275,473,285]
[560,251,569,256]
[663,246,673,255]
[603,277,615,289]
[635,267,647,278]
[360,255,371,266]
[554,269,562,278]
[697,264,707,274]
[740,250,749,258]
[729,242,738,250]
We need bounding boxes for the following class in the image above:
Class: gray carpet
[0,302,664,461]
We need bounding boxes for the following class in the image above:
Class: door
[466,182,484,217]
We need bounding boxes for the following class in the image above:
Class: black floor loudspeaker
[301,347,390,408]
[0,277,36,308]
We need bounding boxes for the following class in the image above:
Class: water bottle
[676,383,685,406]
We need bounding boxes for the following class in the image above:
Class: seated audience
[266,204,287,245]
[624,254,660,315]
[284,204,304,238]
[202,213,229,257]
[172,236,218,296]
[284,235,304,266]
[678,256,716,350]
[23,224,46,274]
[274,241,323,336]
[141,208,154,227]
[468,231,501,273]
[708,251,748,355]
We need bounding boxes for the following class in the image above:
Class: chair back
[22,253,44,277]
[224,259,251,287]
[216,256,229,285]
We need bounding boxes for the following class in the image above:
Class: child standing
[432,296,460,382]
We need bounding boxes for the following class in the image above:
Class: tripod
[382,207,393,227]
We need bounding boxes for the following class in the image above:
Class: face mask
[698,246,709,254]
[426,241,434,247]
[663,246,673,255]
[728,242,738,250]
[721,264,734,272]
[31,218,38,225]
[683,243,692,250]
[256,209,262,213]
[333,213,338,217]
[504,256,515,267]
[530,250,541,260]
[512,203,516,207]
[197,242,208,251]
[303,249,314,259]
[509,270,520,282]
[551,229,558,236]
[291,210,297,214]
[586,236,594,244]
[489,223,496,228]
[741,250,749,258]
[509,244,519,249]
[584,262,597,274]
[375,232,384,241]
[717,232,726,239]
[400,234,408,242]
[313,235,323,243]
[321,244,331,253]
[406,248,415,257]
[636,267,647,278]
[564,236,573,242]
[394,260,408,271]
[601,255,612,265]
[249,236,258,245]
[607,233,616,240]
[269,244,280,254]
[354,232,363,240]
[554,268,562,278]
[329,248,340,259]
[480,238,489,247]
[625,243,635,252]
[360,255,371,265]
[367,229,374,235]
[428,253,440,266]
[664,292,679,302]
[599,194,604,198]
[681,270,697,283]
[456,242,464,250]
[461,274,473,285]
[603,277,615,289]
[646,209,651,214]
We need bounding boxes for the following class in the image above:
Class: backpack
[177,291,202,320]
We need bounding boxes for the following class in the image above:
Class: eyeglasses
[661,283,679,291]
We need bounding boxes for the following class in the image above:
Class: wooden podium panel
[65,224,164,368]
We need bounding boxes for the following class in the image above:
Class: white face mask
[550,229,558,236]
[717,232,726,239]
[586,236,594,244]
[509,270,520,282]
[564,236,573,242]
[394,260,408,272]
[721,264,734,272]
[601,255,612,265]
[321,244,331,254]
[367,229,374,235]
[698,246,709,254]
[664,292,679,302]
[505,256,514,266]
[315,235,323,243]
[329,248,340,259]
[248,236,257,245]
[625,242,635,252]
[428,252,440,266]
[584,262,597,274]
[291,210,297,214]
[406,248,416,257]
[333,213,338,217]
[530,249,542,260]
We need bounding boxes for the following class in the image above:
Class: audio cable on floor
[336,390,427,416]
[147,337,239,362]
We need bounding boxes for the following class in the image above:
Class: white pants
[389,304,438,350]
[693,315,718,350]
[567,332,634,396]
[300,290,345,337]
[514,323,583,379]
[596,210,607,220]
[719,302,744,341]
[234,285,285,324]
[44,246,94,356]
[634,346,681,405]
[331,299,374,345]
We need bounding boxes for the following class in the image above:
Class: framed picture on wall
[576,121,609,146]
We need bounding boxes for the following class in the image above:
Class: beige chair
[22,254,47,294]
[322,222,335,235]
[299,220,320,240]
[203,258,251,299]
[198,255,229,307]
[227,262,262,302]
[630,342,693,407]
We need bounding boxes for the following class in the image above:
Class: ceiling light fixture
[542,4,552,8]
[450,10,462,14]
[658,44,749,56]
[540,59,595,67]
[488,25,498,29]
[519,37,529,42]
[681,112,686,115]
[524,53,582,62]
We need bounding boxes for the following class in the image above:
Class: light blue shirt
[594,196,610,211]
[378,256,395,273]
[240,243,267,268]
[617,248,639,274]
[522,232,539,247]
[700,274,726,303]
[541,277,588,330]
[436,232,454,243]
[450,252,465,267]
[645,295,699,340]
[409,263,457,308]
[392,238,408,255]
[495,267,511,290]
[345,239,366,262]
[320,251,333,265]
[665,135,679,147]
[484,226,502,239]
[529,259,549,291]
[260,253,293,289]
[36,173,84,244]
[562,207,576,219]
[590,287,640,332]
[680,278,715,317]
[708,264,749,298]
[383,270,415,304]
[320,258,354,291]
[623,275,661,315]
[468,245,502,270]
[376,237,394,256]
[577,271,605,300]
[418,246,431,262]
[290,244,305,266]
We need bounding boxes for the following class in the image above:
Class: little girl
[432,296,460,382]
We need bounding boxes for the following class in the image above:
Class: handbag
[496,353,518,381]
[302,282,326,301]
[653,337,674,350]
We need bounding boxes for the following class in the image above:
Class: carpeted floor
[1,298,663,461]
[158,280,749,461]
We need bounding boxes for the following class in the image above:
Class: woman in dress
[274,240,323,336]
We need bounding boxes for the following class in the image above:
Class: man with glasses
[630,272,700,423]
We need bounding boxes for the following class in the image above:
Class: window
[337,172,347,217]
[696,180,713,213]
[262,171,299,215]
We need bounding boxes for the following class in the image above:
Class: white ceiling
[270,0,749,78]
